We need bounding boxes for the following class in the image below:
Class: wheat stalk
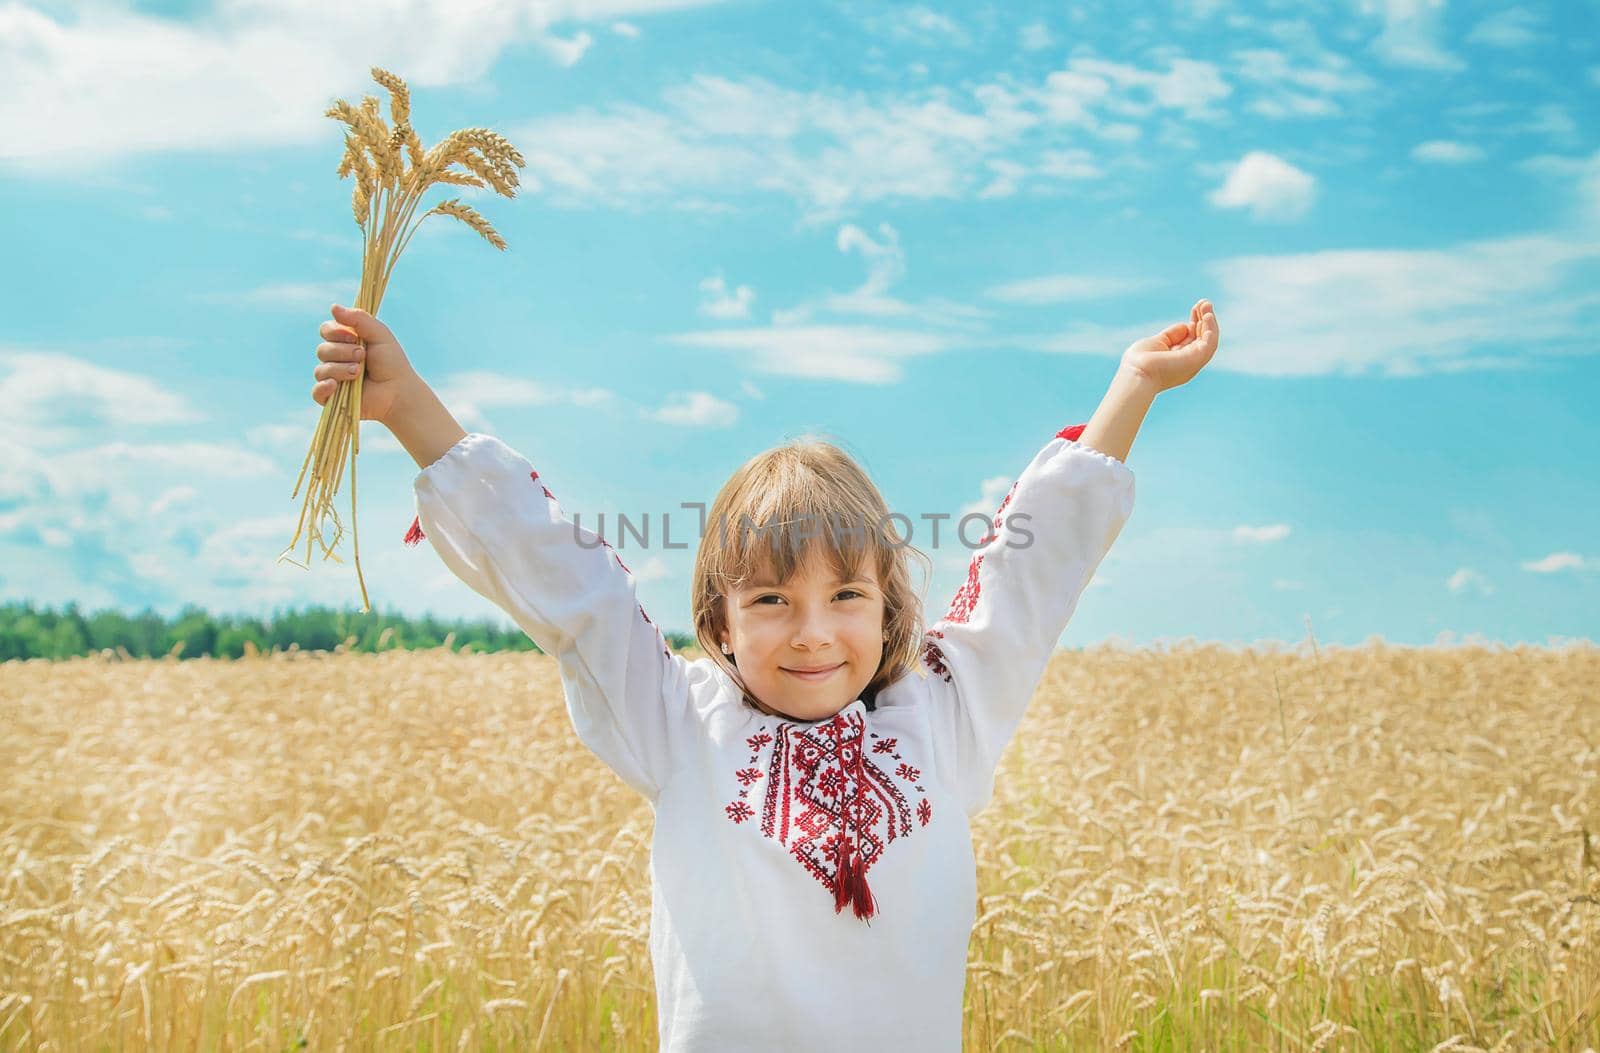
[278,67,526,611]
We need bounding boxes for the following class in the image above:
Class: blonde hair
[691,435,934,712]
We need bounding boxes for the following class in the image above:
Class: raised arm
[389,380,468,470]
[312,303,698,803]
[922,424,1135,817]
[922,298,1219,815]
[408,432,699,803]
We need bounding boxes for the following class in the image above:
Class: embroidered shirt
[410,428,1135,1052]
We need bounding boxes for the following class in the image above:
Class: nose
[789,604,836,652]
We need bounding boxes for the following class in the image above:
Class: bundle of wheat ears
[279,67,526,612]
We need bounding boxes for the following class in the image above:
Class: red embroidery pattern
[945,553,984,624]
[725,715,932,922]
[404,516,425,547]
[921,628,951,683]
[977,482,1018,546]
[919,425,1083,678]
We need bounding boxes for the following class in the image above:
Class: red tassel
[403,516,425,546]
[832,840,877,920]
[1056,422,1087,441]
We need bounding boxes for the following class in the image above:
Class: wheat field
[1,641,1595,1051]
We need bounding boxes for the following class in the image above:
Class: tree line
[0,601,699,661]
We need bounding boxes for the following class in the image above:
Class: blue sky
[2,0,1596,649]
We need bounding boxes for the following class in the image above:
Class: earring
[721,641,733,655]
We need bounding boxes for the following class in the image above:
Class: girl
[310,298,1219,1051]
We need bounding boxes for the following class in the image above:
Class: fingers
[331,303,395,342]
[1190,299,1219,343]
[312,379,336,405]
[314,360,363,382]
[320,319,362,343]
[317,340,365,364]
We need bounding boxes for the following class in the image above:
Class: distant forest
[0,601,699,661]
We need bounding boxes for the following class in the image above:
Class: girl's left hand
[1121,299,1219,392]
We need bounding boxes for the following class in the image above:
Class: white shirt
[412,429,1135,1052]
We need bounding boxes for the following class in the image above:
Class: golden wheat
[1,641,1596,1049]
[279,68,526,611]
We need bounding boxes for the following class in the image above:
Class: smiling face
[720,546,888,723]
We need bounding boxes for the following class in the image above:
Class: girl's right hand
[312,303,418,424]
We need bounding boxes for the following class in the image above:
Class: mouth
[783,663,843,681]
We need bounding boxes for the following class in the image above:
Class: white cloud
[666,221,1003,383]
[506,58,1225,222]
[1520,552,1590,574]
[1516,147,1600,230]
[8,24,1235,219]
[1516,103,1577,142]
[1208,151,1317,221]
[434,370,616,431]
[977,157,1029,200]
[768,222,995,331]
[642,391,739,428]
[1233,524,1291,543]
[0,352,204,448]
[862,6,969,46]
[612,21,641,38]
[248,419,317,451]
[194,279,359,312]
[739,380,764,400]
[1355,0,1465,72]
[1464,9,1541,48]
[698,273,756,319]
[984,273,1156,305]
[532,28,594,67]
[957,474,1014,525]
[1019,21,1054,52]
[1446,567,1495,596]
[149,485,199,518]
[0,420,317,617]
[47,442,277,494]
[1229,46,1377,120]
[626,555,674,584]
[1023,231,1600,377]
[0,0,734,176]
[661,324,962,384]
[1064,58,1231,119]
[1036,148,1104,181]
[1411,140,1485,164]
[830,223,906,310]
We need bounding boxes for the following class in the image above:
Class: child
[309,299,1219,1051]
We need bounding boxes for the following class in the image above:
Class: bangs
[718,504,884,592]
